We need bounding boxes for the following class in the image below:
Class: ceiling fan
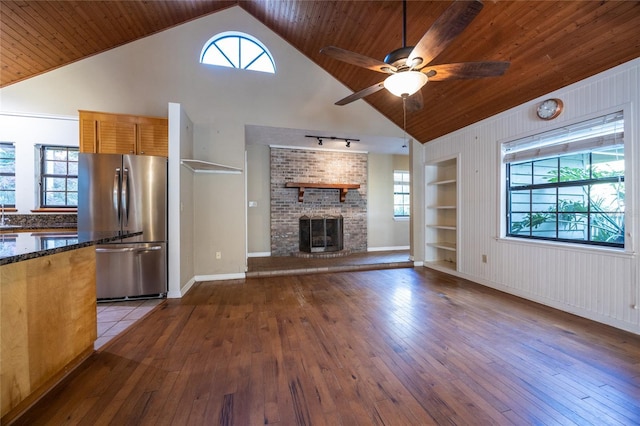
[320,0,510,109]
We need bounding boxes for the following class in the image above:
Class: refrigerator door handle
[96,247,136,253]
[113,168,121,226]
[95,245,162,254]
[121,167,129,227]
[133,245,163,253]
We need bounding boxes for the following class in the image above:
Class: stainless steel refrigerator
[78,153,167,299]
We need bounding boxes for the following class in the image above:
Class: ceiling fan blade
[321,46,396,73]
[422,61,510,81]
[408,0,484,68]
[335,82,386,106]
[405,90,424,113]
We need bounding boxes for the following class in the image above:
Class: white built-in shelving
[425,156,459,272]
[180,159,242,174]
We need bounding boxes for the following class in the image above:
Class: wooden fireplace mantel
[285,182,360,202]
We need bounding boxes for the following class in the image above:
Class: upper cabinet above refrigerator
[79,110,168,157]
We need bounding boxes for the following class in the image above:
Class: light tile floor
[95,299,164,350]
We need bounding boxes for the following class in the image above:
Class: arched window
[200,31,275,74]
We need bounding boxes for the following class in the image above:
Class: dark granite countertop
[0,230,142,266]
[0,222,79,230]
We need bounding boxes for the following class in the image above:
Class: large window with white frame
[39,145,78,208]
[0,142,15,208]
[394,170,410,218]
[503,111,625,248]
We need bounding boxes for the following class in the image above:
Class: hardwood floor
[13,267,640,425]
[246,250,413,277]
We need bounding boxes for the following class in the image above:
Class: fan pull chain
[402,96,408,148]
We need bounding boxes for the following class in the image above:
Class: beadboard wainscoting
[420,58,640,334]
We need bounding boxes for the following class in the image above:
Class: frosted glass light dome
[384,71,428,97]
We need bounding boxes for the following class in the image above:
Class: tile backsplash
[1,213,77,228]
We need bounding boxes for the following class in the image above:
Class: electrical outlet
[482,254,487,263]
[216,251,221,260]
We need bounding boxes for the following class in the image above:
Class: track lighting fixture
[305,135,360,148]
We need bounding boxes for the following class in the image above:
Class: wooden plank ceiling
[2,1,639,143]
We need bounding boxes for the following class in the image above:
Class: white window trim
[0,142,16,208]
[38,144,79,209]
[394,169,410,218]
[496,103,635,255]
[200,31,276,73]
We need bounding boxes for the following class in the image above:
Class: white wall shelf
[427,205,456,210]
[426,241,457,251]
[424,156,459,271]
[180,159,242,174]
[426,224,457,231]
[428,179,456,186]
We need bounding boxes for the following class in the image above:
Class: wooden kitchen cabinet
[137,120,169,157]
[79,110,168,157]
[1,246,97,422]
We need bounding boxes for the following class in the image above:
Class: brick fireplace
[270,147,367,256]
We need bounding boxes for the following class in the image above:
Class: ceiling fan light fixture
[384,71,428,97]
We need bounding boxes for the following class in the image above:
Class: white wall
[0,113,78,212]
[0,6,404,279]
[246,143,271,255]
[367,154,410,250]
[245,146,411,255]
[410,139,425,263]
[167,103,197,297]
[418,58,640,334]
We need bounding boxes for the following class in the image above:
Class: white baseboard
[166,290,182,299]
[248,251,271,257]
[421,264,640,336]
[168,273,245,298]
[167,277,196,298]
[367,246,410,252]
[195,273,246,282]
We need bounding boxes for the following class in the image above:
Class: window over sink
[39,145,78,208]
[0,142,15,207]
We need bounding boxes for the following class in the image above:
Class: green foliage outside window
[508,149,624,247]
[0,143,16,207]
[40,146,78,208]
[394,171,410,217]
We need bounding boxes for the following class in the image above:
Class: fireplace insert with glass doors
[299,215,343,252]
